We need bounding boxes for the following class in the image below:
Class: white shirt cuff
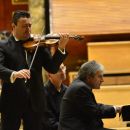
[10,71,16,83]
[58,48,66,54]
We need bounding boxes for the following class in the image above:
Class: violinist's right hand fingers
[58,33,69,50]
[14,69,30,79]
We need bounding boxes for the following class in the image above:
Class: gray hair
[78,60,104,80]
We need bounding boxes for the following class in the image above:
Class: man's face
[12,17,32,40]
[87,70,104,89]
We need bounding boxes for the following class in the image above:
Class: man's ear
[86,75,90,80]
[12,23,15,28]
[85,76,89,82]
[86,75,93,82]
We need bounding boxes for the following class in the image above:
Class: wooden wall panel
[88,41,130,74]
[94,85,130,128]
[63,38,87,85]
[0,0,5,30]
[0,0,28,31]
[51,0,130,35]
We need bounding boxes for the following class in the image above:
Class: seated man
[44,63,67,130]
[59,60,121,130]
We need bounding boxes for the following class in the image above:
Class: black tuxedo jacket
[59,78,116,130]
[0,35,67,114]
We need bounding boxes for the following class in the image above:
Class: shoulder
[0,36,14,48]
[0,39,9,53]
[71,79,88,89]
[63,79,91,102]
[67,79,91,95]
[0,39,8,46]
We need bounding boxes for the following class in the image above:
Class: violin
[23,34,84,50]
[23,34,84,77]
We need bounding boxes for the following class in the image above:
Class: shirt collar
[13,36,19,41]
[47,80,66,95]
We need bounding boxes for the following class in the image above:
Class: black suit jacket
[59,78,116,130]
[0,36,67,114]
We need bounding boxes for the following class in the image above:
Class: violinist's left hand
[58,33,69,51]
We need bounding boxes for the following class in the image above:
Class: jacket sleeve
[75,85,116,120]
[39,47,67,74]
[98,103,116,118]
[0,44,13,82]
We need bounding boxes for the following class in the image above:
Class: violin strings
[28,27,45,71]
[25,27,45,83]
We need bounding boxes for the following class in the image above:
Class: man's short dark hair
[12,10,30,25]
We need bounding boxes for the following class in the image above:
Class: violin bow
[25,27,45,83]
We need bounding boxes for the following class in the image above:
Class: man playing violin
[0,10,69,130]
